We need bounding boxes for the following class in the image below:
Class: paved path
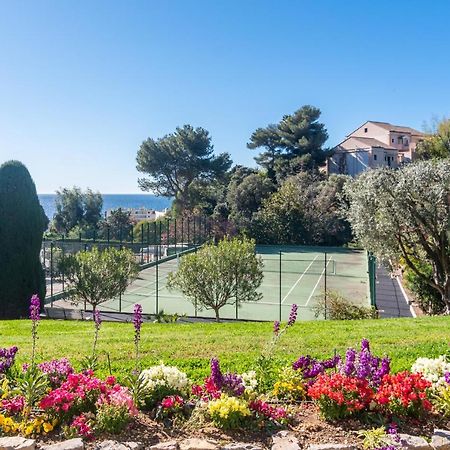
[376,267,413,318]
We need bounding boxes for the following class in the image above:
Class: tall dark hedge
[0,161,48,318]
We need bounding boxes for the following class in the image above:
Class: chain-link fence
[42,216,212,305]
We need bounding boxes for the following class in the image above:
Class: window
[364,127,368,133]
[397,136,403,144]
[374,154,377,161]
[391,138,394,143]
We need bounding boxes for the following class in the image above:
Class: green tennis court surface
[100,245,370,321]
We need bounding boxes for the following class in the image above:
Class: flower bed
[1,297,450,449]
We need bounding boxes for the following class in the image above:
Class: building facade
[328,121,426,177]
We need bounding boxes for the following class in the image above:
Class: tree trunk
[214,308,221,323]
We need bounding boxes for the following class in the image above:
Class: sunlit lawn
[1,316,449,381]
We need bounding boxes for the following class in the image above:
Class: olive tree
[343,160,450,312]
[167,237,264,321]
[61,247,139,311]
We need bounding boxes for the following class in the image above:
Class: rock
[148,442,179,450]
[179,439,218,450]
[398,435,431,450]
[94,442,142,450]
[272,431,300,450]
[40,439,84,450]
[0,437,36,450]
[221,444,263,450]
[432,430,450,450]
[308,445,356,450]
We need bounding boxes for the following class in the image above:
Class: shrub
[167,237,263,321]
[61,246,139,310]
[313,290,378,320]
[0,161,48,318]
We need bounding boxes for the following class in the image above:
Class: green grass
[1,316,449,382]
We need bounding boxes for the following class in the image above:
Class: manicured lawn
[1,316,449,381]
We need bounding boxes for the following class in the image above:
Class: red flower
[374,371,432,417]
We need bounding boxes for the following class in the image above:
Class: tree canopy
[247,105,329,181]
[61,246,139,311]
[343,160,450,312]
[137,125,232,213]
[53,187,103,233]
[252,173,351,246]
[416,118,450,160]
[0,160,48,318]
[167,237,263,321]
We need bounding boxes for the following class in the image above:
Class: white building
[328,121,426,177]
[106,207,167,223]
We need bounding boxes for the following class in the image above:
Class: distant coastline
[38,193,172,220]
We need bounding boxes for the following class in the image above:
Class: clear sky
[1,0,449,194]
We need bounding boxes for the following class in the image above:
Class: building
[105,207,167,224]
[328,121,426,177]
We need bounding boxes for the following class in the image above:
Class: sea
[38,194,172,219]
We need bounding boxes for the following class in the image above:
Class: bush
[167,237,264,321]
[313,291,378,320]
[403,262,444,315]
[0,161,48,318]
[61,246,139,310]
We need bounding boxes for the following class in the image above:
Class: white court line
[282,255,319,304]
[304,256,333,307]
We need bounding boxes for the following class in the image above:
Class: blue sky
[1,0,449,193]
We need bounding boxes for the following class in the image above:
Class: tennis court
[99,245,370,321]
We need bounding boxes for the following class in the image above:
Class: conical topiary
[0,160,48,318]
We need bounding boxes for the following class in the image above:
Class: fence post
[147,222,150,263]
[141,223,144,264]
[279,251,282,321]
[324,252,327,320]
[368,252,377,308]
[50,242,54,307]
[187,217,190,248]
[61,236,65,295]
[155,248,159,315]
[235,270,239,320]
[159,221,162,259]
[174,218,177,255]
[181,217,184,251]
[193,217,196,246]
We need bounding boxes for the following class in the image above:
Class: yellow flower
[43,422,54,433]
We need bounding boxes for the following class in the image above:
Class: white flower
[241,370,258,393]
[140,363,189,393]
[411,355,450,390]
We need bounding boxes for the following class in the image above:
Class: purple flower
[133,304,143,333]
[356,349,371,379]
[288,304,298,326]
[223,373,245,396]
[341,348,356,376]
[361,338,370,352]
[29,294,41,322]
[93,309,102,329]
[0,346,18,374]
[445,372,450,384]
[273,320,280,336]
[210,357,223,388]
[37,358,74,387]
[292,355,311,371]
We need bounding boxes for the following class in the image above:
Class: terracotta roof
[367,121,426,136]
[337,136,396,150]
